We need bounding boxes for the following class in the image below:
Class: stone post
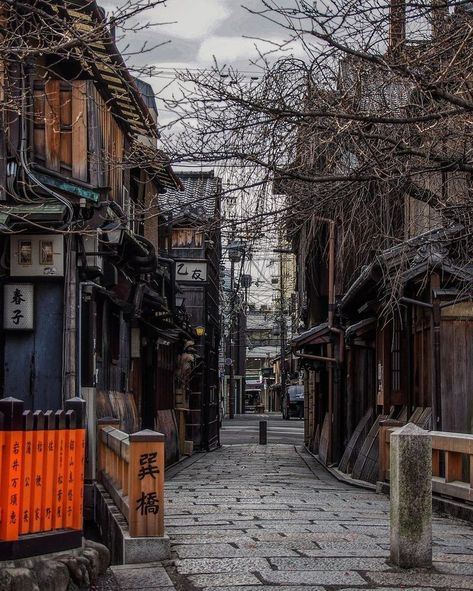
[390,423,432,568]
[259,420,267,445]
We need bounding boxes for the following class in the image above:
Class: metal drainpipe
[77,281,101,400]
[326,220,336,465]
[292,349,337,363]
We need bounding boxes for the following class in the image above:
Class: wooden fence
[97,418,165,537]
[379,422,473,503]
[0,396,86,557]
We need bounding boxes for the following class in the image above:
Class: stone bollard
[390,423,432,568]
[259,420,267,445]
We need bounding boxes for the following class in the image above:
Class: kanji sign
[4,284,34,330]
[176,260,207,282]
[128,431,165,537]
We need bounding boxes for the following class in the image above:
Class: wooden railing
[379,422,473,503]
[97,418,165,537]
[0,396,86,558]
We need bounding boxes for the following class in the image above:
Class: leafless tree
[165,1,473,304]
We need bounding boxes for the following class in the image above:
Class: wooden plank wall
[89,85,124,201]
[413,308,431,409]
[441,319,473,433]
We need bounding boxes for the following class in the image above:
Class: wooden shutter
[33,79,88,182]
[44,79,61,172]
[71,81,87,181]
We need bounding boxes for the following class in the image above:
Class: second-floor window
[32,78,124,201]
[33,79,88,182]
[172,228,203,248]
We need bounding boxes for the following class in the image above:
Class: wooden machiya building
[293,224,473,484]
[160,172,222,451]
[0,0,191,487]
[287,5,473,484]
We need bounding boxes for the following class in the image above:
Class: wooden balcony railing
[379,422,473,503]
[97,419,165,537]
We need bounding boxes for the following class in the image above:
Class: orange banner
[0,431,24,541]
[30,428,45,534]
[42,427,56,532]
[19,429,34,535]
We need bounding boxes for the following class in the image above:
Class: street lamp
[102,221,126,245]
[228,242,243,263]
[195,325,206,337]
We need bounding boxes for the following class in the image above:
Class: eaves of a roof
[58,0,158,139]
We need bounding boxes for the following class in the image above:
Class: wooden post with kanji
[128,430,165,537]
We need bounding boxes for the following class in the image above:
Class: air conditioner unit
[10,234,64,277]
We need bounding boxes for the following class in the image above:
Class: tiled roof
[160,171,221,220]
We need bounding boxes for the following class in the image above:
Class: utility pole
[228,241,243,419]
[279,251,287,406]
[228,257,235,419]
[273,247,291,408]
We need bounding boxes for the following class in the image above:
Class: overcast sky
[127,0,287,69]
[111,0,298,124]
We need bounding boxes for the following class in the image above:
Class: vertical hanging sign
[4,284,34,330]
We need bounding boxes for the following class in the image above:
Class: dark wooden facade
[0,0,188,480]
[164,171,222,451]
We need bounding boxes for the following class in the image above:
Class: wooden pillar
[128,430,165,538]
[430,273,442,431]
[65,397,86,529]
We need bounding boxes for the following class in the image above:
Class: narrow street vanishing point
[3,1,473,589]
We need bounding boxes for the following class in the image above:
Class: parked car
[282,385,304,419]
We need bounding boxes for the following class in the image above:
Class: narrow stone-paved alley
[164,444,473,590]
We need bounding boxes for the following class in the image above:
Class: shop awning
[291,323,331,349]
[345,317,376,341]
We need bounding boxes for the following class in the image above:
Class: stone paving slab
[367,571,473,589]
[111,563,174,589]
[165,444,473,590]
[173,543,300,558]
[188,572,262,587]
[175,557,270,574]
[258,569,368,585]
[268,556,391,571]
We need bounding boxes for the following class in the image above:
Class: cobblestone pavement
[165,444,473,590]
